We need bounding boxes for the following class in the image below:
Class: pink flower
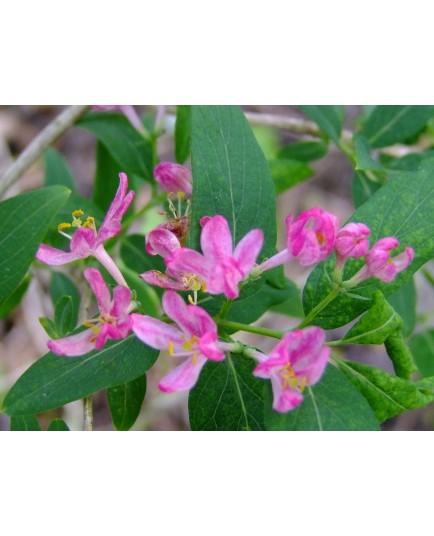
[348,237,414,284]
[131,291,228,393]
[141,227,207,292]
[253,327,330,413]
[48,268,132,356]
[257,207,339,273]
[154,162,192,196]
[36,173,134,286]
[165,215,264,299]
[335,222,370,269]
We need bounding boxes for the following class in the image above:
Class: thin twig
[83,395,93,431]
[0,105,90,197]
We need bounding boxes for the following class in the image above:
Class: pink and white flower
[36,173,134,286]
[347,237,414,285]
[165,215,264,299]
[335,222,371,270]
[257,207,339,273]
[253,327,330,413]
[131,290,229,393]
[154,162,192,196]
[48,268,132,356]
[92,105,145,134]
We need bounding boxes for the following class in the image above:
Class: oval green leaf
[108,374,147,431]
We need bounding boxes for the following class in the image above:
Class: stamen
[188,293,197,305]
[72,209,84,218]
[316,232,325,245]
[57,222,72,231]
[300,376,307,392]
[182,335,198,351]
[168,341,175,356]
[192,350,198,365]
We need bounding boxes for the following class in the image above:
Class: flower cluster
[36,162,415,414]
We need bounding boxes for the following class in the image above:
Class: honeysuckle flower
[141,227,206,293]
[154,162,192,196]
[36,173,134,286]
[346,237,414,285]
[256,207,339,273]
[252,327,330,413]
[92,105,145,134]
[48,268,132,356]
[335,222,371,270]
[165,215,264,300]
[131,291,231,393]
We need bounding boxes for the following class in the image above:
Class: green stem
[218,299,234,321]
[217,319,285,339]
[422,268,434,288]
[296,288,341,329]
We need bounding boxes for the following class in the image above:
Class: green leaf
[50,273,80,331]
[10,415,41,431]
[387,279,416,338]
[44,148,77,192]
[39,317,58,339]
[269,158,313,195]
[78,112,154,180]
[54,295,74,337]
[410,329,434,378]
[351,171,382,208]
[93,141,127,213]
[384,333,417,379]
[47,418,70,431]
[0,275,30,319]
[354,134,384,172]
[303,158,434,329]
[108,374,147,431]
[361,105,434,148]
[189,106,277,261]
[336,358,433,423]
[0,186,70,306]
[278,140,328,162]
[264,365,380,431]
[342,291,402,345]
[2,336,158,416]
[384,150,434,173]
[300,105,345,143]
[189,354,264,430]
[175,105,191,163]
[269,279,304,318]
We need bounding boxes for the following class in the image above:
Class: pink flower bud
[286,208,339,266]
[154,162,192,196]
[335,223,370,269]
[349,237,414,285]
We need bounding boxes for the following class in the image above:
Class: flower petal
[84,268,111,315]
[199,332,226,361]
[36,244,81,265]
[165,248,211,279]
[158,353,208,393]
[270,377,304,413]
[47,329,95,356]
[97,173,135,242]
[233,228,264,276]
[131,313,183,350]
[200,215,233,262]
[146,228,181,258]
[110,285,132,319]
[70,227,98,257]
[162,291,208,338]
[140,270,186,290]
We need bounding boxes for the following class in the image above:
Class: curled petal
[70,227,98,257]
[47,329,95,357]
[163,291,215,338]
[111,285,132,319]
[146,228,181,258]
[84,267,111,315]
[394,247,414,273]
[98,173,135,242]
[158,353,208,393]
[131,313,183,350]
[36,244,81,265]
[270,377,304,413]
[154,162,192,196]
[140,270,186,290]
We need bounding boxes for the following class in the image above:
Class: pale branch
[0,105,90,197]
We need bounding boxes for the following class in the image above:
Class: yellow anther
[192,350,198,366]
[57,222,72,231]
[177,192,185,199]
[201,284,207,293]
[316,232,325,245]
[168,341,174,356]
[71,218,82,228]
[82,322,95,328]
[188,294,196,305]
[182,336,198,351]
[72,209,84,218]
[300,376,307,392]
